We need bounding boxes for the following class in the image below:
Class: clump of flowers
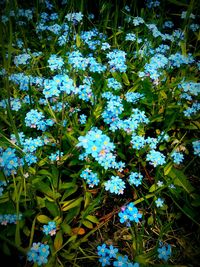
[128,172,143,187]
[27,242,50,266]
[0,213,22,225]
[80,168,100,187]
[42,221,57,236]
[192,140,200,156]
[104,176,126,195]
[97,243,139,267]
[146,150,166,167]
[77,127,124,170]
[0,147,23,176]
[118,202,142,224]
[25,109,54,131]
[47,54,64,71]
[171,151,184,164]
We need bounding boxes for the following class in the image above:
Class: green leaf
[147,215,154,225]
[62,197,83,211]
[164,162,173,176]
[65,206,81,224]
[37,170,52,177]
[61,224,71,235]
[86,215,99,224]
[167,0,188,6]
[191,194,200,207]
[45,201,60,217]
[93,103,103,119]
[76,34,81,47]
[34,181,61,200]
[38,157,48,167]
[168,168,195,194]
[149,184,157,192]
[37,215,51,224]
[61,185,78,202]
[82,220,93,229]
[54,230,63,251]
[122,72,130,85]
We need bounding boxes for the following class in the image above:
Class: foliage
[0,0,200,266]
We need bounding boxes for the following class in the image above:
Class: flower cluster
[25,109,54,131]
[97,243,139,267]
[43,221,57,236]
[27,242,50,266]
[80,168,100,187]
[104,176,126,195]
[118,202,142,224]
[0,213,22,225]
[146,150,166,167]
[192,140,200,156]
[128,172,143,187]
[77,127,124,170]
[65,12,83,24]
[0,148,23,176]
[47,54,64,71]
[171,151,184,164]
[106,49,127,72]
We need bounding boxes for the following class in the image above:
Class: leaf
[164,162,173,176]
[86,215,99,224]
[38,157,48,167]
[122,73,130,85]
[147,215,154,225]
[167,0,188,6]
[37,215,51,224]
[82,220,93,229]
[54,231,63,251]
[61,224,71,235]
[34,181,61,200]
[149,184,157,192]
[62,197,83,211]
[168,168,195,195]
[65,206,81,224]
[93,103,103,119]
[84,191,92,208]
[45,201,60,217]
[61,185,78,202]
[76,34,81,47]
[191,194,200,207]
[37,170,52,177]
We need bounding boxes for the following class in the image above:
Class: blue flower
[155,198,164,207]
[47,54,64,71]
[192,140,200,156]
[146,150,166,167]
[105,176,126,195]
[171,151,184,164]
[128,172,143,187]
[97,243,108,257]
[80,169,100,187]
[157,243,172,261]
[43,221,57,236]
[79,114,87,124]
[27,242,50,266]
[118,202,142,224]
[99,256,111,266]
[113,255,129,267]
